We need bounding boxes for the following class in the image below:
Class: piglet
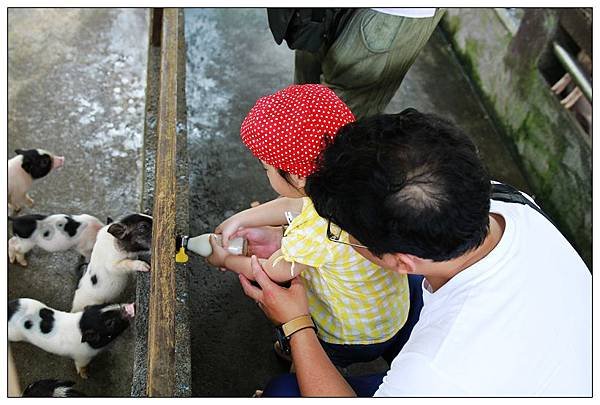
[9,298,135,379]
[8,149,65,214]
[71,213,152,312]
[22,379,85,397]
[8,214,104,267]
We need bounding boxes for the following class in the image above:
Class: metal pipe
[553,42,592,102]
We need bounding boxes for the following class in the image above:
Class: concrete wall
[441,8,592,267]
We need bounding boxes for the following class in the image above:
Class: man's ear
[381,253,418,274]
[107,223,127,240]
[289,174,306,189]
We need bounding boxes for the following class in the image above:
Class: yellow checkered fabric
[281,198,410,344]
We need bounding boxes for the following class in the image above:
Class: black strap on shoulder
[491,182,556,226]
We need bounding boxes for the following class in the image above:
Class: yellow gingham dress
[280,198,410,344]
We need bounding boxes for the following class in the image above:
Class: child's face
[261,161,305,198]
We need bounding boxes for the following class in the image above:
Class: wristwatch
[275,315,317,355]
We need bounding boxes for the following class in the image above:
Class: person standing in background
[268,8,444,119]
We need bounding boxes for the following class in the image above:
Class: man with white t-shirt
[238,109,591,397]
[268,8,443,119]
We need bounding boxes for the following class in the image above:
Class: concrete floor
[8,9,148,396]
[184,8,531,397]
[184,9,290,397]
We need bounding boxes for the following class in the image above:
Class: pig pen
[7,8,194,397]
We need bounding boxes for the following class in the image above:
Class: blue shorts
[263,274,424,397]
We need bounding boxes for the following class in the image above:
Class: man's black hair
[305,109,492,261]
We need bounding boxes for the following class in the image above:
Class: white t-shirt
[375,198,592,397]
[371,8,436,18]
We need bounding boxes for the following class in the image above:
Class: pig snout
[52,156,65,169]
[122,303,135,319]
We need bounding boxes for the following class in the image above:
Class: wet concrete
[8,9,148,396]
[184,9,290,397]
[185,8,532,397]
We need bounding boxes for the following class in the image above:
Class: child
[207,84,410,368]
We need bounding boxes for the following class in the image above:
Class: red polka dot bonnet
[240,84,355,177]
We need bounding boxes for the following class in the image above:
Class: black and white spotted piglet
[8,149,64,215]
[8,298,135,379]
[71,213,152,312]
[8,214,104,267]
[22,379,85,397]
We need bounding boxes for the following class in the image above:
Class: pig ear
[106,217,114,225]
[107,223,128,240]
[15,149,24,155]
[81,329,100,344]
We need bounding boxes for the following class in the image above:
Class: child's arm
[216,197,304,247]
[207,235,308,283]
[225,249,308,283]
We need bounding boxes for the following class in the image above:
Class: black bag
[267,8,355,53]
[491,182,555,226]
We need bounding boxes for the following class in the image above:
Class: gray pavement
[8,8,148,397]
[184,8,531,397]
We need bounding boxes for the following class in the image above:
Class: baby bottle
[179,233,247,257]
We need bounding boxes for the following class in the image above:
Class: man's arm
[288,328,355,396]
[239,256,356,397]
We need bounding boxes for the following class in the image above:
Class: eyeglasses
[326,219,368,249]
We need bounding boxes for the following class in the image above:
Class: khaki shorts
[295,8,444,119]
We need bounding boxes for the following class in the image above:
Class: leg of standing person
[295,9,443,119]
[262,274,424,397]
[294,49,323,84]
[262,372,386,397]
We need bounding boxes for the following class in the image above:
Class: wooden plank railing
[146,7,180,397]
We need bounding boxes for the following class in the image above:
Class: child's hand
[206,234,230,270]
[215,217,243,249]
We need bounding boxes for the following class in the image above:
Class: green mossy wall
[441,8,591,267]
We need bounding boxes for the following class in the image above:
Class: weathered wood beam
[146,7,179,397]
[8,345,21,397]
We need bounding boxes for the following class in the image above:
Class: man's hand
[239,255,309,325]
[206,234,230,270]
[233,226,283,259]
